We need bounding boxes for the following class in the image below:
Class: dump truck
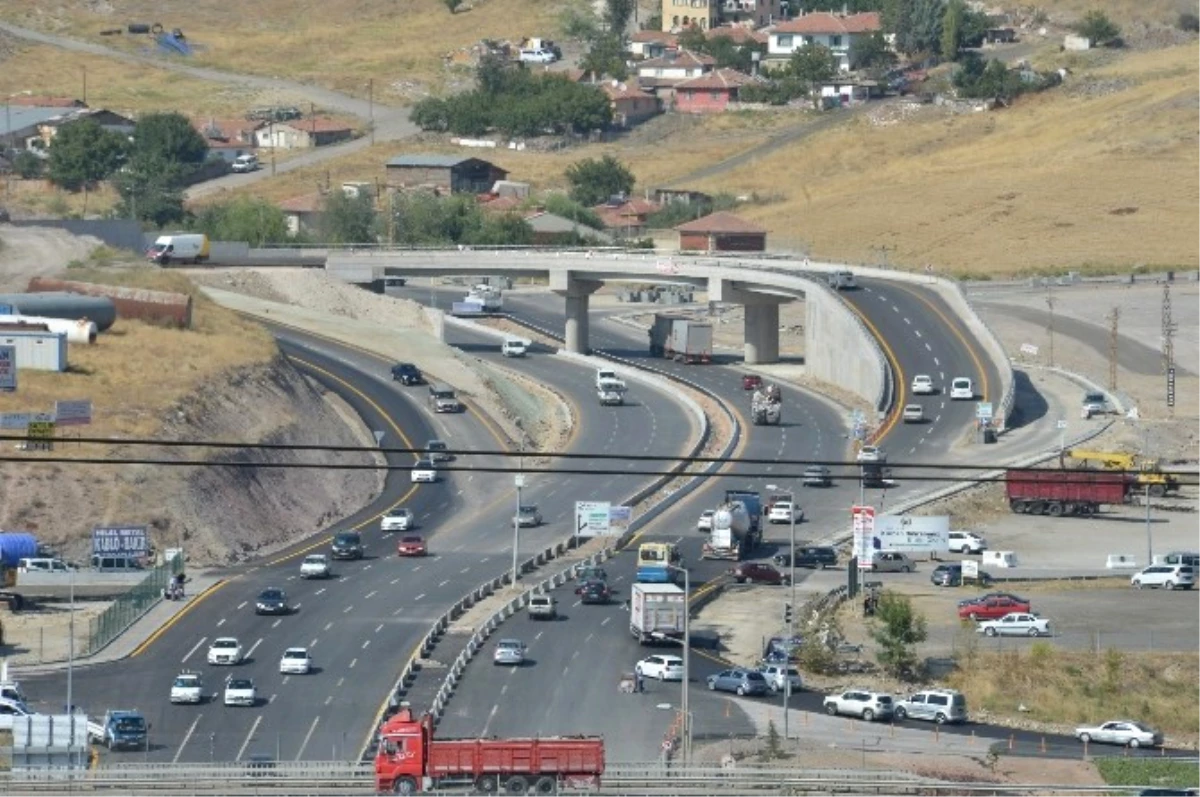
[1006,469,1129,517]
[751,384,782,425]
[1060,449,1181,497]
[375,708,603,794]
[701,502,752,560]
[629,582,685,644]
[87,709,148,750]
[648,314,712,364]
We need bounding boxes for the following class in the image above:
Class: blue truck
[87,709,148,750]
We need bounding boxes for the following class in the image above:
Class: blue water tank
[0,532,39,568]
[0,292,117,331]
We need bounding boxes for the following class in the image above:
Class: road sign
[874,516,950,552]
[54,399,93,426]
[976,402,993,420]
[92,525,149,558]
[1055,419,1068,430]
[372,430,385,446]
[851,505,875,569]
[1167,367,1176,408]
[575,501,612,537]
[26,418,55,451]
[0,346,14,393]
[1019,343,1039,356]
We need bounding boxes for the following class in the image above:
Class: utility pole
[1161,282,1176,417]
[1107,307,1119,391]
[368,79,375,146]
[82,66,88,105]
[1045,283,1056,368]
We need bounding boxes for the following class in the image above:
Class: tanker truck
[751,384,782,426]
[701,501,755,560]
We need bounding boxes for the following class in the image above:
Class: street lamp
[654,563,690,764]
[766,483,796,740]
[512,472,525,587]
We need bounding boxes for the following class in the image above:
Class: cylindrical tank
[0,314,98,344]
[712,503,750,535]
[0,533,39,568]
[0,292,117,331]
[27,278,193,329]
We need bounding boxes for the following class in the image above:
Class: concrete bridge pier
[551,272,603,354]
[708,278,791,365]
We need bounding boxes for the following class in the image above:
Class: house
[1,106,136,152]
[631,30,679,59]
[818,78,883,107]
[602,82,661,127]
[523,210,614,245]
[674,68,761,113]
[193,117,263,162]
[705,25,770,46]
[766,11,882,72]
[675,210,766,252]
[715,0,783,30]
[279,193,324,238]
[637,50,717,99]
[255,118,355,149]
[386,155,509,194]
[983,28,1017,44]
[661,0,719,33]
[593,198,660,238]
[654,188,712,205]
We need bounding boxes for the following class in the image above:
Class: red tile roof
[705,26,768,44]
[279,193,323,213]
[675,211,766,234]
[8,96,86,108]
[601,82,656,101]
[773,11,881,34]
[675,68,758,91]
[193,117,262,142]
[290,117,354,133]
[639,49,716,70]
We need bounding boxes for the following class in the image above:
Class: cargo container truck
[1005,469,1129,517]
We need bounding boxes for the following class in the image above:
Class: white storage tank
[0,331,69,372]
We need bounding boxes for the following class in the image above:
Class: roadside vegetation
[1097,759,1200,790]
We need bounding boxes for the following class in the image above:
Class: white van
[231,154,260,173]
[828,270,857,290]
[17,558,73,574]
[501,338,528,358]
[146,233,210,266]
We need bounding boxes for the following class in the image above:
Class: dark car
[802,465,833,487]
[731,562,789,585]
[391,363,423,385]
[742,374,763,390]
[578,581,612,604]
[255,588,289,615]
[576,565,608,582]
[860,463,895,489]
[931,563,993,588]
[774,546,838,570]
[331,532,363,560]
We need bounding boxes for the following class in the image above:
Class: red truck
[374,709,604,795]
[1006,469,1128,517]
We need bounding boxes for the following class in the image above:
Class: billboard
[92,525,149,558]
[574,501,612,537]
[873,516,950,552]
[54,399,93,426]
[851,505,875,569]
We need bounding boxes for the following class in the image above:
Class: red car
[730,562,789,585]
[742,374,763,390]
[396,535,427,557]
[957,595,1031,621]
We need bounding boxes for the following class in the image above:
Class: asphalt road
[20,322,696,763]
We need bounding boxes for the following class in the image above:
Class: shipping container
[26,279,193,329]
[0,292,117,331]
[0,331,68,371]
[1005,469,1129,517]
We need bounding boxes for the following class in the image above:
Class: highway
[20,320,697,763]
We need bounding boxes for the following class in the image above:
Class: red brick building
[674,68,760,113]
[675,211,767,252]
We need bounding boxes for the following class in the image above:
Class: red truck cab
[375,709,604,794]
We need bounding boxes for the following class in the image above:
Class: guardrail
[83,557,184,656]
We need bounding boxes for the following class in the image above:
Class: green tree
[941,0,964,60]
[580,33,629,80]
[869,591,927,679]
[565,155,634,206]
[538,193,605,230]
[1075,9,1120,45]
[410,97,451,132]
[114,155,187,226]
[854,31,896,76]
[12,150,43,179]
[604,0,635,34]
[464,212,535,246]
[320,191,378,243]
[905,0,944,55]
[788,44,838,108]
[191,195,290,246]
[959,7,991,47]
[47,119,127,212]
[477,52,515,96]
[128,112,208,169]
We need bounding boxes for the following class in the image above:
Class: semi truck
[629,582,685,644]
[87,709,148,750]
[750,384,782,425]
[1006,469,1129,517]
[648,315,712,364]
[464,289,503,313]
[724,489,763,535]
[374,708,603,794]
[701,502,752,560]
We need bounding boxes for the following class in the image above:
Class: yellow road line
[890,283,991,403]
[842,299,907,446]
[129,579,229,658]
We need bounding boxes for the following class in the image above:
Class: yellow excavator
[1060,449,1180,497]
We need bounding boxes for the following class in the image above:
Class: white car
[636,654,684,682]
[518,48,556,64]
[911,375,935,395]
[767,502,802,524]
[901,404,924,423]
[207,637,243,666]
[976,612,1050,637]
[300,554,331,579]
[223,677,257,707]
[501,339,528,357]
[1131,564,1195,590]
[856,445,885,463]
[948,531,987,555]
[170,672,204,704]
[950,377,974,400]
[279,647,313,675]
[823,689,894,721]
[697,510,715,531]
[758,664,803,694]
[1075,720,1163,748]
[381,509,414,532]
[411,459,437,483]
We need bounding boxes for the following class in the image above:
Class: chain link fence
[84,557,184,656]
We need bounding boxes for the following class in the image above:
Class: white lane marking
[173,714,203,763]
[362,640,371,650]
[571,650,579,660]
[903,317,911,325]
[573,600,582,608]
[237,602,247,610]
[216,618,226,628]
[271,619,282,629]
[925,342,932,351]
[585,633,594,643]
[235,716,263,763]
[939,371,945,381]
[481,704,500,737]
[438,580,449,587]
[460,568,470,574]
[479,557,489,564]
[601,616,611,626]
[391,578,400,585]
[534,631,544,641]
[350,658,358,668]
[343,605,354,614]
[246,638,264,660]
[413,565,422,572]
[282,676,290,685]
[392,607,404,616]
[375,624,384,634]
[182,637,207,664]
[324,622,333,631]
[452,545,463,552]
[415,593,426,601]
[363,564,372,570]
[324,695,334,705]
[364,591,377,600]
[934,415,942,423]
[315,588,326,596]
[935,358,941,367]
[310,638,319,649]
[295,717,321,761]
[337,677,345,687]
[914,330,922,338]
[268,694,277,705]
[293,603,301,610]
[500,684,508,696]
[892,305,900,313]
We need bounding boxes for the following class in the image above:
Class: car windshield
[260,590,282,601]
[335,534,359,545]
[519,506,537,514]
[499,640,521,649]
[174,677,198,687]
[304,556,325,564]
[428,441,446,451]
[228,680,253,690]
[283,650,307,659]
[746,673,766,682]
[877,696,893,704]
[415,460,433,469]
[114,717,144,731]
[401,536,423,544]
[214,640,237,649]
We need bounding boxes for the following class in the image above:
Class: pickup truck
[88,709,148,750]
[595,369,626,391]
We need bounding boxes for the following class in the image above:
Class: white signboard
[0,411,53,431]
[54,399,93,426]
[961,559,979,579]
[873,515,950,552]
[851,505,875,569]
[0,346,14,393]
[608,505,633,532]
[976,402,994,421]
[575,501,612,537]
[1020,343,1039,356]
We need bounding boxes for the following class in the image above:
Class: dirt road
[0,226,103,291]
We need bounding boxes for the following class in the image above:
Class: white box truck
[629,583,685,644]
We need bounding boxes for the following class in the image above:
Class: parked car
[279,647,312,675]
[774,546,838,570]
[948,531,987,554]
[331,531,363,560]
[380,508,414,532]
[957,594,1031,621]
[931,563,992,588]
[870,551,915,573]
[802,465,833,487]
[902,404,925,423]
[493,639,526,666]
[518,48,556,64]
[396,535,427,557]
[223,677,257,707]
[1131,564,1195,590]
[911,374,935,395]
[767,501,802,524]
[976,612,1050,637]
[411,459,437,483]
[254,588,289,616]
[527,595,557,620]
[299,554,331,579]
[856,445,885,463]
[425,439,452,463]
[894,689,968,724]
[1075,720,1163,748]
[758,664,803,694]
[636,655,683,681]
[514,505,542,527]
[823,690,893,721]
[697,510,716,531]
[707,669,769,696]
[742,374,763,390]
[950,377,974,400]
[958,592,1027,609]
[390,363,423,385]
[577,580,612,604]
[730,562,789,585]
[231,154,259,173]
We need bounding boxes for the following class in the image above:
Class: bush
[1074,9,1121,45]
[12,151,44,179]
[1179,12,1200,32]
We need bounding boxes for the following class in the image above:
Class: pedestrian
[636,672,645,694]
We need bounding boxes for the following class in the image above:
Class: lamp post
[66,564,76,770]
[512,472,525,587]
[766,483,796,740]
[658,563,690,765]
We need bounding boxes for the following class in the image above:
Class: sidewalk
[15,573,225,675]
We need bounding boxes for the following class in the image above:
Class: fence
[84,557,184,656]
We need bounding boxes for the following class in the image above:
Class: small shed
[674,211,767,252]
[0,330,68,372]
[386,155,509,194]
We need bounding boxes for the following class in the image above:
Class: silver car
[514,505,542,527]
[1075,720,1162,748]
[493,639,526,666]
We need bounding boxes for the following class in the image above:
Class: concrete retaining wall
[804,286,888,412]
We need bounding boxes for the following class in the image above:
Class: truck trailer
[1006,469,1129,517]
[375,708,603,794]
[629,582,685,644]
[701,502,752,560]
[648,314,712,364]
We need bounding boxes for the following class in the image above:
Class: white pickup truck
[595,368,626,391]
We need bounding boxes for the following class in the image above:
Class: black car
[774,546,838,569]
[255,588,289,615]
[391,363,423,385]
[931,563,993,588]
[578,581,612,604]
[331,532,363,560]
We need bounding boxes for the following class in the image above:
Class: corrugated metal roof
[0,106,81,135]
[386,155,474,168]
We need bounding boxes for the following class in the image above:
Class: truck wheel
[1149,484,1166,498]
[1047,503,1064,517]
[1009,499,1027,514]
[393,776,418,795]
[534,776,556,795]
[505,775,529,795]
[475,775,499,793]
